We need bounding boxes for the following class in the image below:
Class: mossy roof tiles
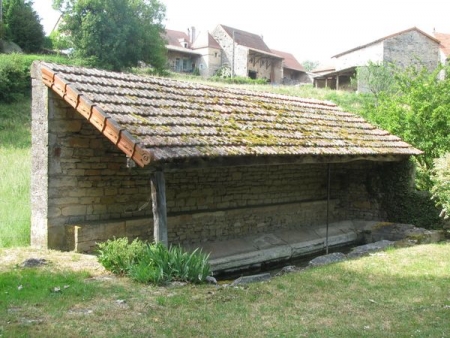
[35,62,422,167]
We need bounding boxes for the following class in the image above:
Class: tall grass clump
[0,99,32,247]
[97,238,211,285]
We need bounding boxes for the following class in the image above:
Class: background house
[190,29,223,77]
[434,31,450,63]
[434,31,450,79]
[165,24,305,84]
[164,29,202,73]
[271,49,312,85]
[311,62,336,89]
[211,24,283,83]
[315,27,441,91]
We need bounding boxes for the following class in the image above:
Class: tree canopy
[361,63,450,191]
[2,0,45,53]
[301,60,319,72]
[53,0,168,72]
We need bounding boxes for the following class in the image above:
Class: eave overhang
[40,65,153,167]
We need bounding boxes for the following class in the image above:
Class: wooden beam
[158,154,411,172]
[151,171,168,246]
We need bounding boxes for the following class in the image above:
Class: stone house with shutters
[165,24,309,84]
[211,24,283,83]
[31,62,421,265]
[164,29,202,74]
[314,27,442,91]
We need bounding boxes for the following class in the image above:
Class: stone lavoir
[30,62,422,271]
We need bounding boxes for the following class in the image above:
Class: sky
[33,0,450,65]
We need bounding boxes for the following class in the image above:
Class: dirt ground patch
[0,247,108,276]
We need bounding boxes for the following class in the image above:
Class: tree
[361,63,450,191]
[301,60,319,72]
[47,29,71,54]
[431,153,450,221]
[53,0,168,72]
[3,0,45,53]
[356,61,396,98]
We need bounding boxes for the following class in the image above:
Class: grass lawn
[1,243,449,337]
[1,85,448,337]
[0,99,31,248]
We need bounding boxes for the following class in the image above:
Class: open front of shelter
[30,62,422,268]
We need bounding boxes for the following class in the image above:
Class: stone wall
[31,83,153,250]
[212,26,234,69]
[212,25,282,82]
[335,42,384,71]
[32,76,392,252]
[195,46,222,77]
[383,30,440,72]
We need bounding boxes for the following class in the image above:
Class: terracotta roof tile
[434,31,450,58]
[35,62,422,167]
[220,24,272,53]
[164,29,190,48]
[271,49,305,71]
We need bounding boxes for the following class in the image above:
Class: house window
[175,58,182,72]
[214,52,218,58]
[183,59,190,71]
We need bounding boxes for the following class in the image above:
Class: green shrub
[0,54,30,103]
[378,160,442,229]
[0,54,90,103]
[97,237,146,275]
[431,153,450,220]
[97,238,211,285]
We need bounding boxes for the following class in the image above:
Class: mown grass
[1,243,449,337]
[0,99,31,247]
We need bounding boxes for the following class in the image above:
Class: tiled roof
[191,31,221,49]
[311,60,336,74]
[434,31,450,58]
[35,62,422,167]
[271,49,305,72]
[219,25,272,53]
[164,29,191,48]
[334,27,440,58]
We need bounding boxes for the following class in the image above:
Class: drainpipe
[232,30,235,78]
[326,164,331,254]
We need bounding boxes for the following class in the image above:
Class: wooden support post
[336,74,340,90]
[151,170,168,246]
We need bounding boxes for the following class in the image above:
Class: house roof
[33,62,422,168]
[165,45,202,56]
[333,27,441,58]
[311,63,336,75]
[271,49,305,71]
[164,29,191,48]
[434,31,450,58]
[191,31,222,50]
[219,24,272,53]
